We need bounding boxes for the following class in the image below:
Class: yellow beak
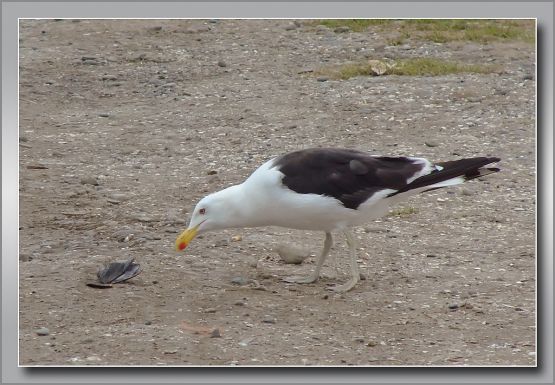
[175,224,200,251]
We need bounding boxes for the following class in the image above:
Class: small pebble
[145,320,152,325]
[26,163,48,170]
[334,26,350,33]
[210,328,222,338]
[207,170,218,175]
[461,189,474,196]
[234,300,246,306]
[364,227,383,233]
[213,239,229,248]
[80,177,99,186]
[108,193,130,202]
[238,338,253,347]
[35,327,50,336]
[425,141,439,147]
[448,303,459,310]
[185,25,211,34]
[98,113,110,118]
[262,316,276,324]
[231,276,249,285]
[204,308,217,313]
[367,340,378,347]
[316,77,329,82]
[275,244,309,264]
[217,60,227,67]
[113,229,134,242]
[252,284,268,291]
[135,54,148,62]
[231,235,242,242]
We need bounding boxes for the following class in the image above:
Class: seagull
[176,148,500,292]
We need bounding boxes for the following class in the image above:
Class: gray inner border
[2,1,553,384]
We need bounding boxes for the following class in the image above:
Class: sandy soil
[18,19,536,366]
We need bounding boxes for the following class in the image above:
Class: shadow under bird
[176,147,500,292]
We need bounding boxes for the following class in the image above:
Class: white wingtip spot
[435,165,444,171]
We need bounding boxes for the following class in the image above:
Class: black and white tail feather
[388,156,501,197]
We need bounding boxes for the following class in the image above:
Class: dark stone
[35,327,50,336]
[334,26,350,33]
[231,276,249,285]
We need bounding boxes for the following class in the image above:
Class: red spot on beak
[178,242,187,251]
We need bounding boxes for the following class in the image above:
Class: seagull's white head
[175,184,248,251]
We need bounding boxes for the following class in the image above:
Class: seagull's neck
[209,183,262,229]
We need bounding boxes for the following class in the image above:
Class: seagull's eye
[199,208,206,215]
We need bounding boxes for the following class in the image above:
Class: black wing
[272,148,426,210]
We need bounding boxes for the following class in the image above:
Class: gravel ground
[18,19,535,366]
